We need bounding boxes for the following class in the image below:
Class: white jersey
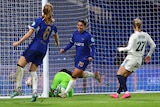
[118,31,156,57]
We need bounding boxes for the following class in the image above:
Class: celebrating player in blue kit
[59,19,101,98]
[10,3,59,102]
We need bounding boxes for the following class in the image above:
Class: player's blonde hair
[42,3,54,24]
[133,18,142,31]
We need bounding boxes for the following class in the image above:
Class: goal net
[0,0,160,98]
[48,0,160,94]
[90,0,160,93]
[87,0,160,93]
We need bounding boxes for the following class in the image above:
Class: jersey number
[43,26,51,40]
[136,41,146,51]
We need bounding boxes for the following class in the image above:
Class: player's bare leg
[59,68,82,98]
[83,71,101,82]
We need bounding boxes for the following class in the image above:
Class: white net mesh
[88,0,160,92]
[0,0,160,98]
[49,0,160,94]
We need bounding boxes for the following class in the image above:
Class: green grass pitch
[0,93,159,107]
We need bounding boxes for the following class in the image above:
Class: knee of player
[71,73,78,79]
[71,75,77,79]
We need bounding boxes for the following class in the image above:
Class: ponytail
[42,3,54,24]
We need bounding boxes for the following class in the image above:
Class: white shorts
[121,55,142,72]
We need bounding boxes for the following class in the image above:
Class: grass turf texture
[0,93,159,107]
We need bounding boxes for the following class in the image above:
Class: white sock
[65,79,76,93]
[30,71,38,94]
[16,65,24,90]
[83,71,94,78]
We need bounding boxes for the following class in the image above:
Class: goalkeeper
[49,69,73,97]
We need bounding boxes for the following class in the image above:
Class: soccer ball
[25,77,32,86]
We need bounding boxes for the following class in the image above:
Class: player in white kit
[110,18,156,99]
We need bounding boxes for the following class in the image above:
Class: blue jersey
[64,30,95,60]
[28,18,57,54]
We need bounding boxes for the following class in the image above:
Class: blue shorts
[74,58,89,71]
[22,49,45,65]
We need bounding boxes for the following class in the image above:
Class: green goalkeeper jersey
[51,71,73,97]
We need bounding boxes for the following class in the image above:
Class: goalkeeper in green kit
[49,69,73,97]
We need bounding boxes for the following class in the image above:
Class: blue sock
[117,75,128,93]
[117,75,122,94]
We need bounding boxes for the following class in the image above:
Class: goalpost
[0,0,160,98]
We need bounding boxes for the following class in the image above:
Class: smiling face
[77,20,87,33]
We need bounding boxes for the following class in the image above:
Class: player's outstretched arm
[13,29,34,47]
[60,49,65,53]
[88,57,93,62]
[60,41,74,53]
